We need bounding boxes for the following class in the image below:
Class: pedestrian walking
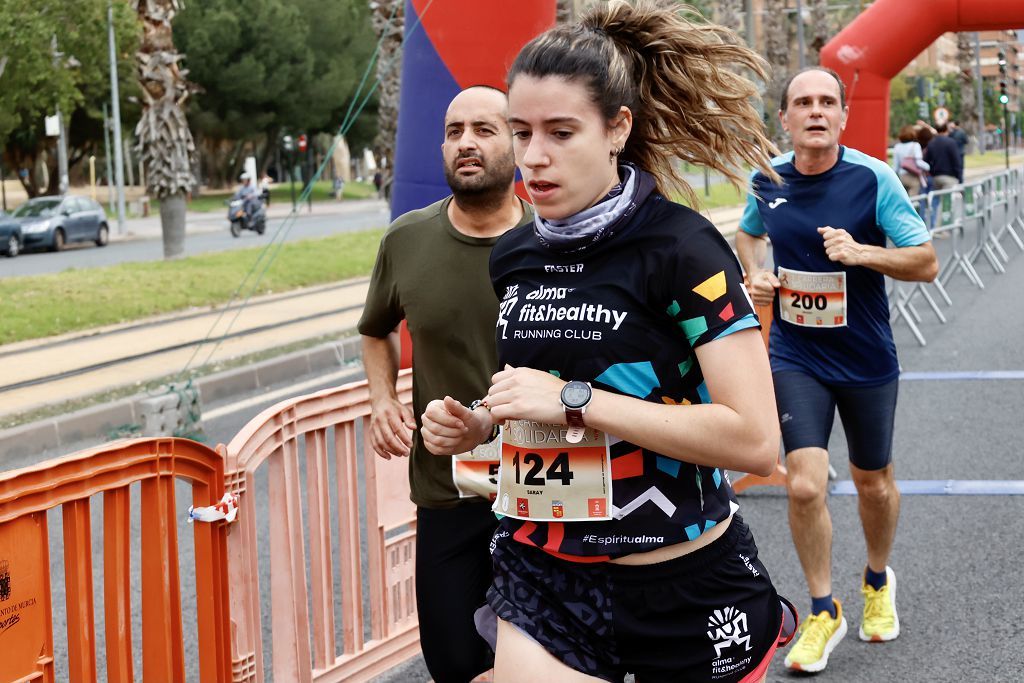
[892,125,929,197]
[924,122,963,189]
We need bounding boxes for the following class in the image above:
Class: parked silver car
[13,195,109,252]
[0,210,21,257]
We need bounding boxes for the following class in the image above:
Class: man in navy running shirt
[736,67,938,674]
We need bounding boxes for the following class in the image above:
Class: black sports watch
[560,381,592,444]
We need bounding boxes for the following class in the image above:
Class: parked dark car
[0,210,21,257]
[12,195,109,252]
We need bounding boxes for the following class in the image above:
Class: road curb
[0,335,364,465]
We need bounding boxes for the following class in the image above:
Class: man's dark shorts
[773,369,899,470]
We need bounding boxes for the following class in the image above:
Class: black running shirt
[490,194,759,560]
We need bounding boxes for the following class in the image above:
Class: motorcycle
[227,195,266,237]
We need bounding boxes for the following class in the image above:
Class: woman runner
[422,2,795,680]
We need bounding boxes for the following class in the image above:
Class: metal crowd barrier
[891,165,1024,346]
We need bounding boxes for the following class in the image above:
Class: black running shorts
[773,369,899,471]
[487,515,793,682]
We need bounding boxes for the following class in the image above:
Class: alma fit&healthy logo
[707,605,754,679]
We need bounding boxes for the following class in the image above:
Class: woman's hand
[420,396,493,455]
[486,365,566,425]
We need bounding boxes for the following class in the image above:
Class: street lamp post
[50,35,77,196]
[998,47,1010,169]
[108,1,127,233]
[975,33,986,155]
[796,0,806,69]
[56,108,69,195]
[102,103,115,212]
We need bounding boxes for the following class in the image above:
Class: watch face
[561,381,591,409]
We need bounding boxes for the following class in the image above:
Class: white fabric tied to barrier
[188,492,240,523]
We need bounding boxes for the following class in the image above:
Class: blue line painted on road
[830,480,1024,495]
[900,371,1024,381]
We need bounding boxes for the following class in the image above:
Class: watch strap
[565,409,585,444]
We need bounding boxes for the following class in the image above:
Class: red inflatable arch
[820,0,1024,160]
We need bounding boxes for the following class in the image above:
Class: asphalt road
[0,203,390,278]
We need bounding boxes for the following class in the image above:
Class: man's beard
[445,153,517,211]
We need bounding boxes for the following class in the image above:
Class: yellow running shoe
[860,566,900,642]
[783,599,848,673]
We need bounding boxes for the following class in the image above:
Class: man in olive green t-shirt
[357,86,532,683]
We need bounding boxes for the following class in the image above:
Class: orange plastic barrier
[732,304,789,494]
[0,438,232,683]
[220,370,418,683]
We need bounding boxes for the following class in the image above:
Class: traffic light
[918,100,928,119]
[297,134,308,153]
[998,49,1010,105]
[281,135,294,152]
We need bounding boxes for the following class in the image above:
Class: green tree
[174,0,376,187]
[0,0,139,197]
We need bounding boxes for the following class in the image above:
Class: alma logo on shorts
[706,606,752,658]
[517,498,529,516]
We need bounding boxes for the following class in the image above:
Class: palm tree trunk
[714,0,744,34]
[763,0,791,148]
[808,0,830,66]
[370,0,404,204]
[133,0,196,259]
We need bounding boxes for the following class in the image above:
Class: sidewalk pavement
[108,196,389,243]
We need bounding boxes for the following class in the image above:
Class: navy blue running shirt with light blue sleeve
[739,146,930,386]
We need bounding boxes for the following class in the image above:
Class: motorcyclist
[233,173,261,225]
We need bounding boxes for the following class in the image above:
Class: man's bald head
[444,85,509,128]
[442,86,516,201]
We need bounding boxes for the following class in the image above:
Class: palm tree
[714,0,744,34]
[134,0,196,259]
[808,0,830,65]
[956,32,978,151]
[370,0,403,203]
[557,0,575,24]
[763,0,791,147]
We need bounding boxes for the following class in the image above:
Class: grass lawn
[678,180,746,211]
[964,150,1024,168]
[141,180,376,215]
[0,228,385,345]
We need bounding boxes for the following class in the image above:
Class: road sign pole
[290,151,297,211]
[1005,103,1011,170]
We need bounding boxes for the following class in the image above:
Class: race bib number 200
[496,419,612,522]
[778,267,847,328]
